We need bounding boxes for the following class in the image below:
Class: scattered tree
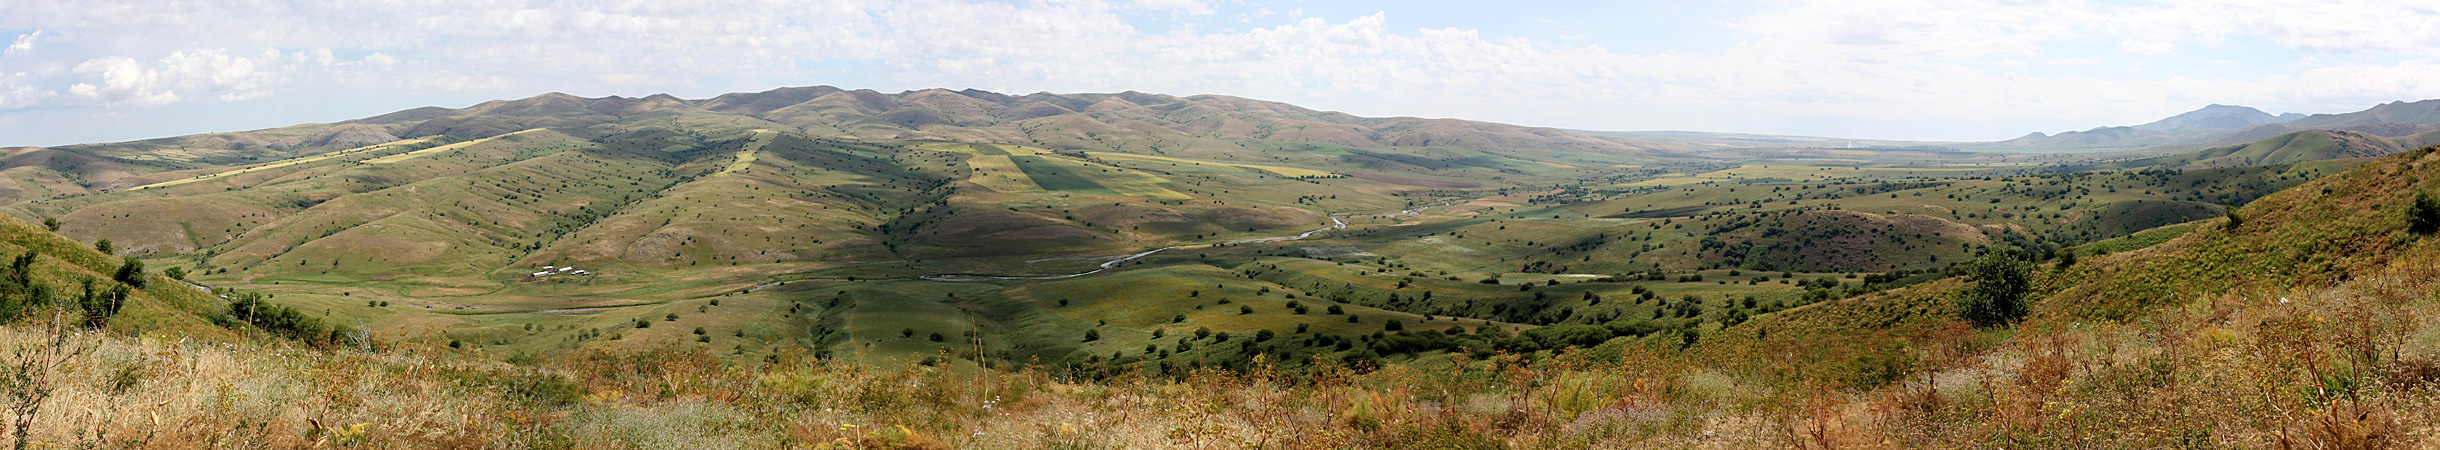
[1957,253,2033,327]
[112,260,145,288]
[2411,191,2440,235]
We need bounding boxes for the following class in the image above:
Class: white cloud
[4,31,38,55]
[2046,57,2101,65]
[0,0,2437,140]
[2106,0,2440,56]
[0,72,55,109]
[62,49,291,107]
[409,72,516,93]
[1128,0,1215,15]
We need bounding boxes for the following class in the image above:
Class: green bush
[113,260,146,288]
[1956,253,2033,327]
[2410,191,2440,235]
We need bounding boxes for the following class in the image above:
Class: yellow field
[1088,152,1338,178]
[1073,163,1190,199]
[978,144,1040,155]
[964,155,1042,193]
[365,129,547,164]
[917,142,1041,156]
[1516,159,1577,169]
[1616,164,1997,187]
[716,130,772,177]
[129,137,439,191]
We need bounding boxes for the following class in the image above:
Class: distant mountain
[1566,130,1957,151]
[2130,104,2289,133]
[1994,101,2440,151]
[5,86,1707,195]
[1997,104,2291,149]
[2287,99,2440,129]
[350,87,1694,160]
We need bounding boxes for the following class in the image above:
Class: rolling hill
[0,85,2428,374]
[1993,100,2440,152]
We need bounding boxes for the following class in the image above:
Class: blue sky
[3,0,2437,147]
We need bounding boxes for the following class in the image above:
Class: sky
[2,0,2438,147]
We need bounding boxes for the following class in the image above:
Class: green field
[1008,155,1122,194]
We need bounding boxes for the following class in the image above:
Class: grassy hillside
[2,149,2434,449]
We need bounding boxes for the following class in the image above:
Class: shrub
[1957,253,2033,327]
[112,260,146,288]
[2410,191,2440,235]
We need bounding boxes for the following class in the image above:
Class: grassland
[7,88,2440,447]
[124,137,444,191]
[0,88,2409,412]
[960,154,1042,193]
[1089,151,1341,178]
[362,129,546,164]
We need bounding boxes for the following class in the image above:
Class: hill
[2057,128,2406,171]
[3,90,2384,370]
[0,148,2431,449]
[1675,145,2440,447]
[2130,103,2290,133]
[1990,100,2440,153]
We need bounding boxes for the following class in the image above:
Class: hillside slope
[1688,145,2440,447]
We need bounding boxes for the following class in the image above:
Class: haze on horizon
[2,0,2437,147]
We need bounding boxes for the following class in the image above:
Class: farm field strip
[1008,156,1121,195]
[715,129,772,177]
[1088,152,1340,178]
[1616,164,2000,187]
[917,142,1041,156]
[128,137,441,190]
[364,129,548,165]
[964,155,1043,193]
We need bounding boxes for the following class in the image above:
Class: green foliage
[112,260,146,288]
[93,239,112,255]
[1956,253,2033,328]
[39,218,57,232]
[0,252,51,322]
[74,279,129,329]
[2410,191,2440,235]
[227,291,352,346]
[163,266,187,280]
